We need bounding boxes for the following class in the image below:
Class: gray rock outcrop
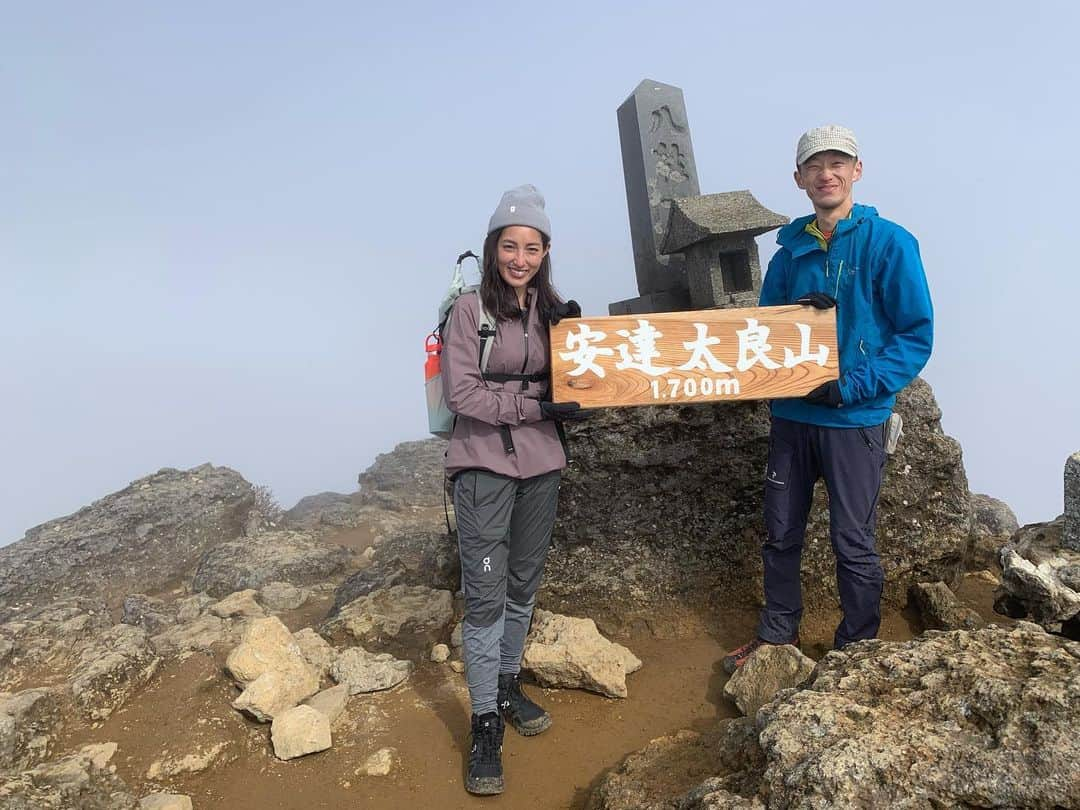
[149,614,233,656]
[0,598,111,688]
[0,687,61,770]
[283,492,367,532]
[545,378,970,628]
[355,439,448,511]
[0,465,254,617]
[323,585,453,652]
[995,517,1080,633]
[909,580,983,630]
[968,492,1020,569]
[751,624,1079,808]
[603,624,1080,809]
[70,624,160,719]
[0,742,135,810]
[191,530,354,597]
[588,719,763,810]
[332,530,459,612]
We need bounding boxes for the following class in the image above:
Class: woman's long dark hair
[479,228,563,322]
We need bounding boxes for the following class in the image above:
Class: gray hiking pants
[454,468,561,716]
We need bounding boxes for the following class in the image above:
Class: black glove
[540,400,592,422]
[549,299,582,325]
[795,292,837,309]
[804,380,844,408]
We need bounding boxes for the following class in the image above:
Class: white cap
[796,125,859,166]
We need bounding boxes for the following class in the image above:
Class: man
[722,125,933,672]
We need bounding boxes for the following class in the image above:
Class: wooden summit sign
[550,305,838,408]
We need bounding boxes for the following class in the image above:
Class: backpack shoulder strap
[471,289,497,375]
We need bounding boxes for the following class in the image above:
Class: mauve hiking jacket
[442,289,567,480]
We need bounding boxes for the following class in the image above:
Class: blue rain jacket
[759,203,933,428]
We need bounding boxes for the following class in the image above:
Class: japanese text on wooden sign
[549,305,838,408]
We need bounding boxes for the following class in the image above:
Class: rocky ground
[1,378,1077,809]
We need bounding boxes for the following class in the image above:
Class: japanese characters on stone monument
[609,79,788,315]
[610,80,701,315]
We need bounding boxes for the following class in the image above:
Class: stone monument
[609,79,787,315]
[1066,451,1080,551]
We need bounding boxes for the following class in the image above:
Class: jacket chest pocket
[827,258,858,297]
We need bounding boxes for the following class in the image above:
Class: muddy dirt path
[55,580,1016,810]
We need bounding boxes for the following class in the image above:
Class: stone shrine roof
[660,191,789,254]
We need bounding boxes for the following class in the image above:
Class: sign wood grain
[550,305,838,408]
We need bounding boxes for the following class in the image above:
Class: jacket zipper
[519,310,530,391]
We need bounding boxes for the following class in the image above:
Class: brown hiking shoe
[721,636,799,675]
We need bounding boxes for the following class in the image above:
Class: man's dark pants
[758,415,888,650]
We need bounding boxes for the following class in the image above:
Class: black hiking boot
[498,672,552,736]
[721,635,800,675]
[466,711,504,795]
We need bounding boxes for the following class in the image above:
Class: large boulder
[994,517,1080,633]
[544,378,970,628]
[225,617,320,722]
[191,530,355,597]
[270,705,331,760]
[722,644,815,717]
[0,465,254,618]
[522,610,642,698]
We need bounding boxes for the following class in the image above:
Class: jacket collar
[777,203,879,258]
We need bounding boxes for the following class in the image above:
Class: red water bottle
[425,334,442,381]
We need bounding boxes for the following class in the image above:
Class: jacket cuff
[837,376,856,407]
[520,397,544,424]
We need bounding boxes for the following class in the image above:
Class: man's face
[794,151,862,212]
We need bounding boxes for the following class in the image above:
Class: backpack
[425,251,497,439]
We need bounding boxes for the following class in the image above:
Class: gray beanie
[487,184,551,239]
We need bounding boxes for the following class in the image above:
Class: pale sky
[3,1,1078,545]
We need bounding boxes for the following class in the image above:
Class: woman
[442,184,587,795]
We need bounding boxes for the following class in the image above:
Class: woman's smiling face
[496,226,549,300]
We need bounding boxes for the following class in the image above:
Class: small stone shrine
[660,191,789,310]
